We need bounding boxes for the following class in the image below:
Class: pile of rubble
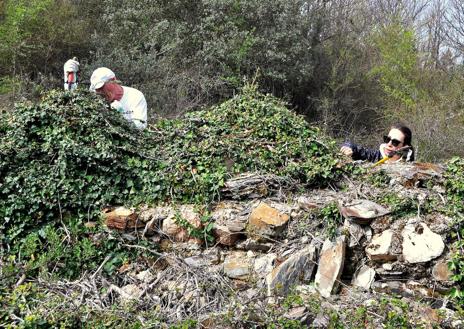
[99,162,462,328]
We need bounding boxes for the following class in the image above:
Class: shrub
[0,85,342,245]
[443,157,464,306]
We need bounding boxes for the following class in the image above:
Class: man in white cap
[63,57,80,91]
[89,67,147,129]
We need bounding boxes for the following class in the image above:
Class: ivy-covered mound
[0,86,341,243]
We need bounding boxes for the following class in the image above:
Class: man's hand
[340,146,353,157]
[64,58,79,73]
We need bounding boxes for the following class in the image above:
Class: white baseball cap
[89,67,116,91]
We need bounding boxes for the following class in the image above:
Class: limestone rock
[372,280,442,299]
[366,229,397,261]
[138,206,173,223]
[254,253,276,278]
[380,162,443,187]
[344,219,365,247]
[236,238,273,252]
[223,252,252,279]
[247,202,290,240]
[402,223,444,263]
[213,224,242,246]
[184,248,220,268]
[103,207,143,230]
[352,265,375,290]
[118,284,142,302]
[161,205,202,242]
[267,245,317,296]
[315,237,346,298]
[211,201,248,232]
[432,260,452,282]
[339,199,390,225]
[135,270,155,283]
[296,191,338,211]
[284,306,307,321]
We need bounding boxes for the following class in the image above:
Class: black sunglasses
[383,135,402,147]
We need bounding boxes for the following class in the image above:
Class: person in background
[63,57,79,91]
[89,67,147,129]
[340,124,415,163]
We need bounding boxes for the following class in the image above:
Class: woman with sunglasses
[340,125,414,162]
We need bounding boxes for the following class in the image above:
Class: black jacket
[343,141,415,163]
[343,142,382,163]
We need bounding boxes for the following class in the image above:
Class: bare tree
[420,0,447,69]
[445,0,464,55]
[365,0,431,27]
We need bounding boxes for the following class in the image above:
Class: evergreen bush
[0,85,342,244]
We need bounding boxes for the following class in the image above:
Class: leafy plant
[0,86,343,245]
[377,192,417,219]
[173,208,215,245]
[444,157,464,306]
[319,202,343,239]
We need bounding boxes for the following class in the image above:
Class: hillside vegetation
[0,88,463,328]
[0,86,340,245]
[1,0,464,161]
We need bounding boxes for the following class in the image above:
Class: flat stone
[432,260,452,281]
[161,205,202,242]
[267,244,317,296]
[210,202,248,232]
[184,250,220,268]
[236,238,273,252]
[135,270,154,283]
[340,199,390,225]
[296,192,338,211]
[138,206,173,224]
[223,252,251,279]
[212,224,242,246]
[402,223,444,263]
[254,253,276,278]
[372,281,403,295]
[103,207,143,230]
[344,219,364,247]
[315,236,346,298]
[365,229,397,261]
[119,284,142,301]
[380,162,443,187]
[284,306,307,320]
[247,203,290,240]
[352,265,375,290]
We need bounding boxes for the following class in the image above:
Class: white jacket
[110,86,147,129]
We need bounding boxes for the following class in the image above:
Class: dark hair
[391,124,414,161]
[392,124,412,146]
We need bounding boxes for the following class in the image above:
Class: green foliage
[319,202,343,239]
[169,319,198,329]
[0,87,342,244]
[366,169,392,188]
[0,77,18,95]
[282,292,304,310]
[0,0,96,78]
[0,90,146,243]
[369,23,421,109]
[380,298,412,329]
[443,157,464,306]
[90,0,329,116]
[267,319,305,329]
[378,193,417,219]
[174,208,215,245]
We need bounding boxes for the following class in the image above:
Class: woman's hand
[340,146,353,157]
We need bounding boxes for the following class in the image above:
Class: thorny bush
[0,85,342,246]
